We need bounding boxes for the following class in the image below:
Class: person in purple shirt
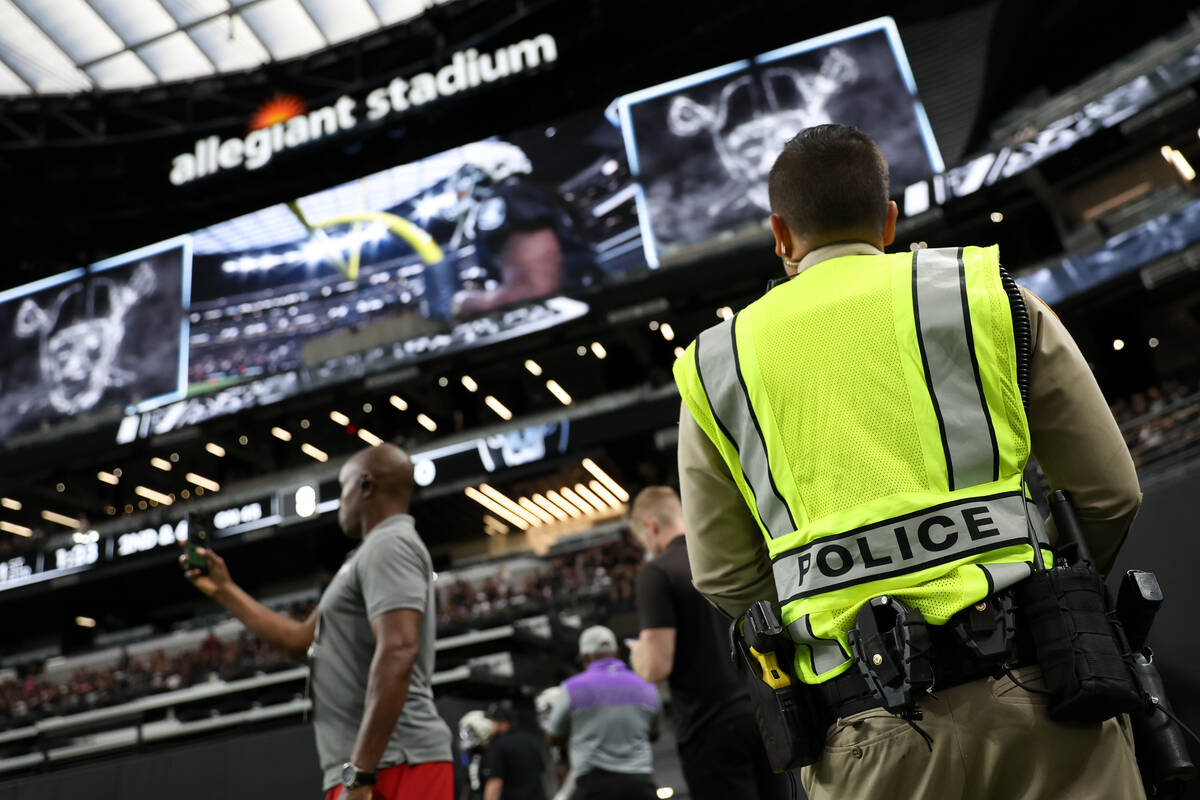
[543,626,662,800]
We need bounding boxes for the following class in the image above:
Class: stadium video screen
[0,240,189,440]
[186,106,644,388]
[611,17,943,260]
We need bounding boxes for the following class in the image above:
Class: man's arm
[348,608,423,772]
[483,779,503,800]
[677,406,777,618]
[631,563,676,683]
[181,547,316,658]
[544,685,571,743]
[1022,288,1142,572]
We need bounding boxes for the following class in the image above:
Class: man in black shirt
[627,487,789,800]
[480,700,548,800]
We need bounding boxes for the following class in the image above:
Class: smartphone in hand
[185,515,210,575]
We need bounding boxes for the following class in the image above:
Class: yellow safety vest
[674,246,1050,684]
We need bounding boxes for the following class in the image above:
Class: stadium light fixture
[185,473,220,492]
[590,342,607,359]
[532,493,569,521]
[330,410,350,426]
[484,395,513,421]
[417,413,437,432]
[546,380,572,406]
[0,497,20,511]
[461,375,478,392]
[545,490,581,519]
[97,471,119,485]
[990,211,1004,223]
[524,359,542,376]
[0,521,31,537]
[479,484,541,527]
[1113,339,1125,351]
[717,306,733,320]
[582,458,630,502]
[657,788,675,799]
[519,498,556,524]
[1149,337,1160,348]
[576,345,587,356]
[271,426,292,441]
[150,457,172,471]
[589,480,620,508]
[574,483,606,512]
[41,509,78,528]
[389,395,408,411]
[482,515,510,536]
[205,442,226,457]
[301,443,329,463]
[465,487,530,531]
[674,347,685,359]
[75,616,96,628]
[559,487,594,515]
[357,428,384,446]
[660,323,675,341]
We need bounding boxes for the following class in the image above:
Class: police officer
[673,124,1145,799]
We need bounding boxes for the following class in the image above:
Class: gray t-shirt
[311,514,452,789]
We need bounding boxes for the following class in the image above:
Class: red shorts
[324,762,453,800]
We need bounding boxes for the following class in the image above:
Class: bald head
[629,486,684,556]
[338,443,415,538]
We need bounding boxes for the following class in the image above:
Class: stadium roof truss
[0,0,457,97]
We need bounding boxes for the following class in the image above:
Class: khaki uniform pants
[800,665,1145,800]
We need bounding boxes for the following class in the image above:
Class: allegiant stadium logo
[168,34,559,186]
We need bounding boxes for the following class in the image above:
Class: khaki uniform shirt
[679,242,1143,619]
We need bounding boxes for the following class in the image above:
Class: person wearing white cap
[542,625,662,800]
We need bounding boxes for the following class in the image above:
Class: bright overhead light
[657,787,675,799]
[590,342,607,359]
[389,395,409,411]
[97,471,119,485]
[150,457,172,471]
[1,497,21,511]
[532,493,569,521]
[417,413,438,432]
[41,509,78,528]
[990,211,1004,223]
[546,379,572,405]
[649,320,660,331]
[294,485,317,518]
[205,442,226,457]
[660,323,675,341]
[358,428,384,446]
[545,490,582,519]
[271,426,292,441]
[484,395,513,421]
[1149,337,1160,348]
[301,443,329,462]
[574,483,606,512]
[330,410,350,426]
[461,375,478,392]
[56,483,65,493]
[75,616,96,629]
[590,480,620,507]
[519,497,556,524]
[524,359,542,376]
[0,521,32,537]
[1112,338,1125,351]
[582,458,630,502]
[465,487,530,531]
[480,484,541,527]
[717,306,733,320]
[559,486,594,515]
[185,473,221,492]
[1162,145,1196,181]
[576,345,587,356]
[674,346,685,359]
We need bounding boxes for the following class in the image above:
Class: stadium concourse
[2,1,1200,799]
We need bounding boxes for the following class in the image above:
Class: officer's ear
[769,214,793,260]
[882,201,899,248]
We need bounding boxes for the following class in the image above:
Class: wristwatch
[341,762,377,789]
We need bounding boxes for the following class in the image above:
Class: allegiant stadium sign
[169,33,559,185]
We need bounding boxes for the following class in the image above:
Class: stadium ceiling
[0,0,458,97]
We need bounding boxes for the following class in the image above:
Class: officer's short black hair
[768,124,890,238]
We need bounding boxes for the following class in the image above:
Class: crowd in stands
[0,601,315,732]
[1110,377,1200,469]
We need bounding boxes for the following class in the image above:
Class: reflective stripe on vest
[912,247,1000,490]
[694,318,798,539]
[771,491,1047,605]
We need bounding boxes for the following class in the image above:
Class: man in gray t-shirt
[183,443,453,799]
